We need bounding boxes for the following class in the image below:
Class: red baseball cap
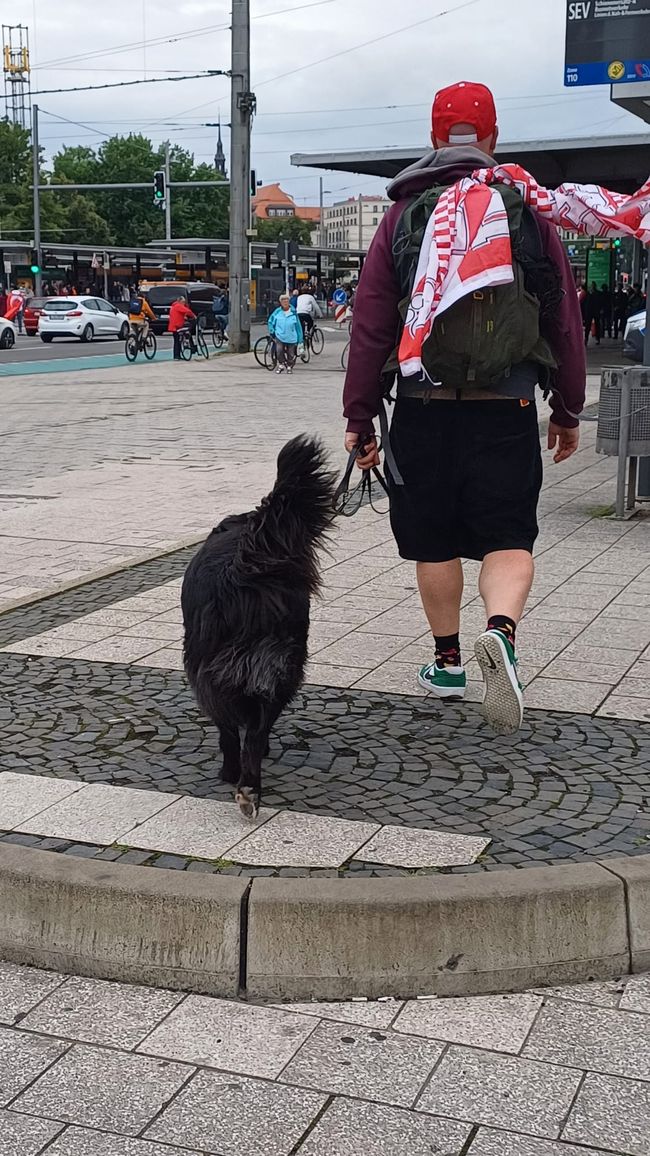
[432,81,497,145]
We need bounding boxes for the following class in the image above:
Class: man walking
[343,81,585,735]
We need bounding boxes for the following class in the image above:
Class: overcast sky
[21,0,648,206]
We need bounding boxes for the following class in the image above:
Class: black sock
[487,615,517,648]
[434,633,461,668]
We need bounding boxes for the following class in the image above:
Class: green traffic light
[30,264,40,274]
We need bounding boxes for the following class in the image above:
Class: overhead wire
[31,71,229,98]
[35,0,339,71]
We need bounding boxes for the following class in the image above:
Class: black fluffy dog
[181,435,336,818]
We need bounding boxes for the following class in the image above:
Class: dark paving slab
[1,652,649,875]
[0,546,196,647]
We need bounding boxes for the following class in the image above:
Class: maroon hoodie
[343,146,586,433]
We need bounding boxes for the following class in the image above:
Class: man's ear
[491,125,499,151]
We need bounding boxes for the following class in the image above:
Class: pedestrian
[342,80,585,735]
[268,293,302,373]
[627,282,645,317]
[613,284,628,338]
[600,283,612,338]
[582,283,601,346]
[168,296,197,360]
[295,287,323,341]
[289,288,300,312]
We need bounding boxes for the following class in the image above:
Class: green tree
[255,216,314,246]
[52,146,100,185]
[171,159,229,240]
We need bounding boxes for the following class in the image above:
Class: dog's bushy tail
[232,434,336,592]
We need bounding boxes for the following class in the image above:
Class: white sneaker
[275,366,284,374]
[474,629,523,735]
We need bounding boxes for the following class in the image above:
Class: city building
[251,183,320,229]
[321,194,392,251]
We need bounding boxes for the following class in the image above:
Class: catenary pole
[32,104,43,295]
[229,0,254,353]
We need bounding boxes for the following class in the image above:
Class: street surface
[0,959,646,1155]
[1,331,650,1156]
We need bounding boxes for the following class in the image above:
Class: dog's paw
[235,787,260,820]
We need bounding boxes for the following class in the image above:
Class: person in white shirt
[296,291,323,339]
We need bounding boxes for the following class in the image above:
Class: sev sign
[565,0,650,86]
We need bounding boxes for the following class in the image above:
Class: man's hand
[548,422,580,464]
[345,431,380,469]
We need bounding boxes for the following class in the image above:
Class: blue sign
[566,59,650,86]
[565,1,650,87]
[333,288,348,305]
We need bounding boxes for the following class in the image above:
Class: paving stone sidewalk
[1,653,649,872]
[3,338,650,719]
[0,959,646,1154]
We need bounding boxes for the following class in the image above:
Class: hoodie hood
[387,146,495,201]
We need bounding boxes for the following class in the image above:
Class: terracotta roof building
[252,183,320,225]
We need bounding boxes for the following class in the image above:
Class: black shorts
[387,397,543,563]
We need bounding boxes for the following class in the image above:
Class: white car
[38,296,130,343]
[0,318,16,349]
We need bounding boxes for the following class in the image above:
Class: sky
[14,0,650,208]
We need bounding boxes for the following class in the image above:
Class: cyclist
[168,296,197,360]
[128,288,156,345]
[296,290,323,342]
[211,289,229,339]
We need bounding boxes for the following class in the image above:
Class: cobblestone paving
[2,652,649,874]
[0,960,645,1154]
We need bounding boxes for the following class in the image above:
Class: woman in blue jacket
[267,294,303,373]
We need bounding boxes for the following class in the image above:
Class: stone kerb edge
[0,842,645,1000]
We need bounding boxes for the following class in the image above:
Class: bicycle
[211,317,227,350]
[178,325,210,361]
[254,334,278,371]
[341,339,350,371]
[298,323,324,363]
[125,325,157,362]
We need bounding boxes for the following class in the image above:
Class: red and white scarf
[398,163,650,379]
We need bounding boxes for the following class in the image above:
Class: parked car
[0,318,16,349]
[145,282,224,334]
[624,310,646,362]
[38,297,130,343]
[23,296,50,336]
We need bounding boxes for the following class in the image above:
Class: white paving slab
[354,824,491,868]
[394,993,543,1054]
[138,994,318,1078]
[121,795,276,859]
[228,810,380,868]
[20,783,179,844]
[0,772,83,832]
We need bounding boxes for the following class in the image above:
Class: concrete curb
[0,844,247,996]
[0,535,205,618]
[0,844,647,999]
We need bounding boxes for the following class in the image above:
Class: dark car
[624,310,646,362]
[145,283,224,334]
[24,296,50,336]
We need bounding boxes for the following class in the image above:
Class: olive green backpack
[389,183,558,390]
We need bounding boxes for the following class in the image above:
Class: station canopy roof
[291,133,650,194]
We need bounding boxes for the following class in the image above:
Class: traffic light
[153,170,166,208]
[30,248,40,274]
[613,238,622,249]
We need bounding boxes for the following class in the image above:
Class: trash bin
[597,366,650,457]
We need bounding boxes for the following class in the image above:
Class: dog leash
[332,441,390,517]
